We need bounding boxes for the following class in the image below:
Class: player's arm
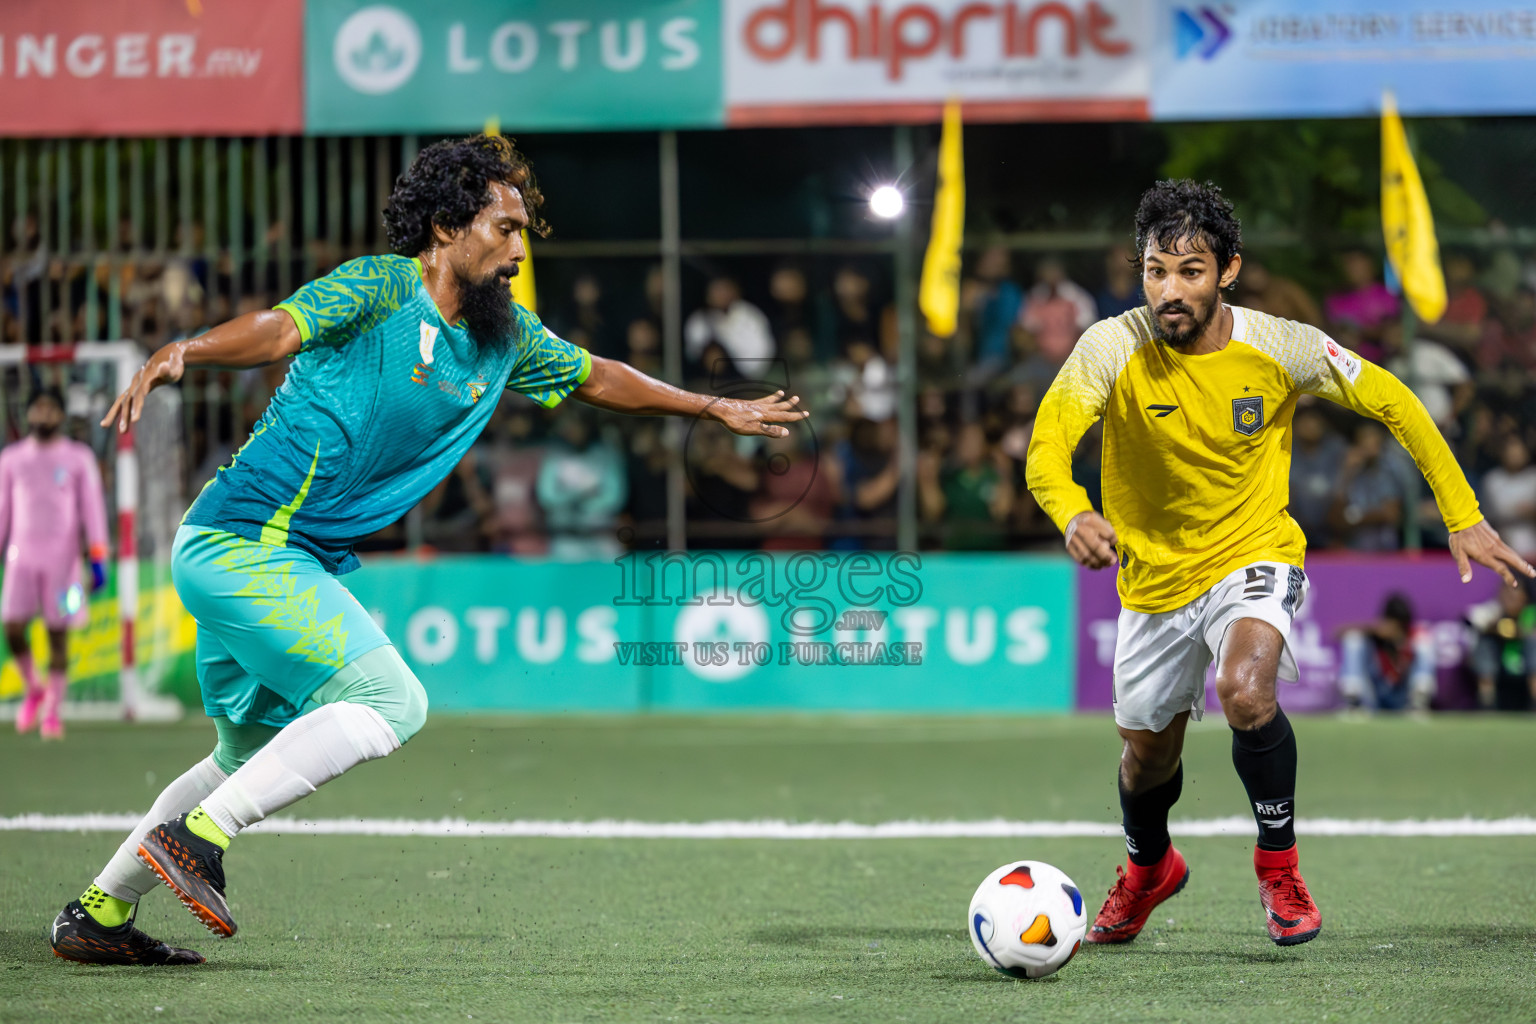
[573,354,809,439]
[77,447,110,591]
[103,256,393,433]
[0,450,13,557]
[1025,326,1118,569]
[102,310,301,433]
[1307,337,1533,586]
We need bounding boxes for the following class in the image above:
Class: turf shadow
[748,925,961,946]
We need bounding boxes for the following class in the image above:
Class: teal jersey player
[184,253,591,574]
[53,134,811,967]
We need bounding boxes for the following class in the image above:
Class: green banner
[343,553,1077,712]
[307,0,722,132]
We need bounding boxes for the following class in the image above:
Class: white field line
[2,814,1536,839]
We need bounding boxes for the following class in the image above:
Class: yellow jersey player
[1026,179,1533,947]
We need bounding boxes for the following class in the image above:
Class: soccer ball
[967,860,1088,979]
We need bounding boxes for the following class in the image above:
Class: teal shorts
[171,525,390,728]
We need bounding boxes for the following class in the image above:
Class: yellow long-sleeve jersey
[1026,305,1481,613]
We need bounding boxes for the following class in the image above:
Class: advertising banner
[306,0,722,133]
[0,568,196,705]
[1075,556,1504,714]
[1151,0,1536,120]
[342,552,1077,713]
[0,0,303,136]
[723,0,1150,125]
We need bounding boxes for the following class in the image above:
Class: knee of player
[368,645,428,744]
[392,668,429,744]
[1123,736,1180,779]
[1217,678,1275,730]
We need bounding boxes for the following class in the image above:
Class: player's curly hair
[383,134,549,256]
[1132,179,1242,282]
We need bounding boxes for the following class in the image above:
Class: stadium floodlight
[869,185,904,219]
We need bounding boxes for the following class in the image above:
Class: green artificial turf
[1,714,1534,1023]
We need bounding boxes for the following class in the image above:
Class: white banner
[724,0,1151,124]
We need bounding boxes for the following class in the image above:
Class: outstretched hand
[1065,510,1118,570]
[101,345,187,434]
[1449,519,1536,587]
[710,391,810,438]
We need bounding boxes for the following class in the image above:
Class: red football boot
[1256,845,1321,946]
[1085,846,1190,944]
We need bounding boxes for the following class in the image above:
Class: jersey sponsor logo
[411,362,433,385]
[1324,338,1363,384]
[1146,403,1178,418]
[418,320,439,365]
[1232,395,1264,435]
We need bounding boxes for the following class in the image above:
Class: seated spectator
[626,317,663,378]
[1467,582,1536,711]
[767,264,810,348]
[1289,404,1347,547]
[419,452,493,553]
[1418,252,1486,359]
[751,430,842,550]
[1094,244,1140,319]
[924,422,1012,550]
[829,337,896,423]
[536,409,627,560]
[1478,285,1536,373]
[1020,256,1096,363]
[685,276,774,376]
[833,417,899,549]
[1481,434,1536,558]
[999,325,1060,399]
[1331,422,1409,551]
[782,326,837,430]
[621,420,669,549]
[832,264,880,354]
[1338,593,1437,711]
[963,245,1023,368]
[484,411,547,555]
[1380,321,1472,434]
[1237,260,1322,327]
[916,329,963,391]
[1325,249,1398,362]
[686,423,759,548]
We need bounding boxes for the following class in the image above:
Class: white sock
[95,755,228,903]
[198,702,400,840]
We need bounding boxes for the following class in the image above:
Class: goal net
[0,343,187,722]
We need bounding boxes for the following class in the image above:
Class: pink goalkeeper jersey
[0,436,108,569]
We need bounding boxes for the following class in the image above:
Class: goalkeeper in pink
[0,389,108,739]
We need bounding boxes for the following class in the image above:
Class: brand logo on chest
[410,320,492,405]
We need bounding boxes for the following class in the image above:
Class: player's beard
[1151,290,1218,349]
[30,422,58,440]
[458,264,518,349]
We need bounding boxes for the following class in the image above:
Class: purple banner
[1075,555,1503,714]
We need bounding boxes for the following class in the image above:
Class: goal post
[0,342,186,723]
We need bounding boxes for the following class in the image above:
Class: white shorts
[1112,561,1309,733]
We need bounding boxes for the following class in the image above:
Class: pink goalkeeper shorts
[1,558,86,628]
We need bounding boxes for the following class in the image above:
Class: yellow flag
[485,117,537,313]
[919,100,964,338]
[1381,91,1446,323]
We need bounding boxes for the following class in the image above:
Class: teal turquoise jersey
[184,254,591,574]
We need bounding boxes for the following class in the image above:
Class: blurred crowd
[7,209,1536,559]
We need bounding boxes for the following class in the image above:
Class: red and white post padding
[116,423,139,720]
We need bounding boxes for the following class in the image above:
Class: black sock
[1119,761,1183,867]
[1231,707,1298,851]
